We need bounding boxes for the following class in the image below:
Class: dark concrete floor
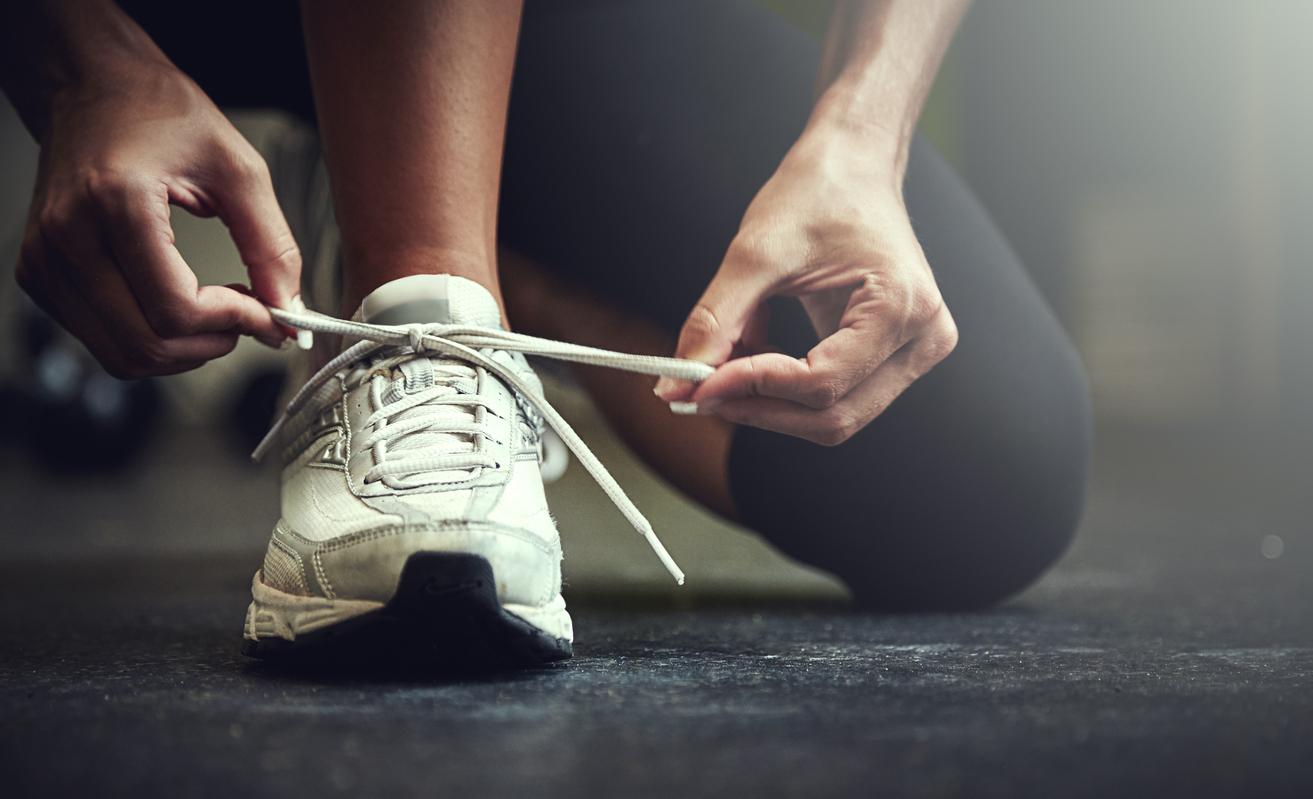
[2,426,1311,798]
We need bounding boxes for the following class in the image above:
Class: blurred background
[0,0,1308,601]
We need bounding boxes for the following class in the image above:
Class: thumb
[212,154,303,311]
[655,262,769,400]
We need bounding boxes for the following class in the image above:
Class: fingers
[686,324,905,410]
[20,210,243,379]
[706,359,915,446]
[704,312,958,446]
[99,178,285,344]
[208,143,303,310]
[654,254,772,402]
[689,273,928,408]
[65,246,243,378]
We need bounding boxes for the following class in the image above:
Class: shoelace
[356,358,496,487]
[252,306,714,584]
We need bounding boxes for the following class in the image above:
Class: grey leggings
[126,0,1093,609]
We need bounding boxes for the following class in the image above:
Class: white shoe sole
[241,552,573,667]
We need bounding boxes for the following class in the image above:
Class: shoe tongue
[355,274,501,328]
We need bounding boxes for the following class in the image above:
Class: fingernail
[289,295,313,350]
[653,377,675,399]
[669,398,721,416]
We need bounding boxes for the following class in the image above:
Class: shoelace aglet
[642,527,686,585]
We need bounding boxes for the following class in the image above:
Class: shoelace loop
[356,361,494,488]
[253,305,715,584]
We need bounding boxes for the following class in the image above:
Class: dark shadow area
[241,656,571,688]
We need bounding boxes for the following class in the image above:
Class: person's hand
[15,57,301,378]
[655,127,958,446]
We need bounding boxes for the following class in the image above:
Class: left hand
[655,127,958,446]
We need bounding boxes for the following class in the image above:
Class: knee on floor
[839,491,1086,612]
[843,436,1091,611]
[771,424,1090,612]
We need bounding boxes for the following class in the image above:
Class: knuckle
[811,427,847,447]
[808,417,840,448]
[942,314,960,347]
[804,379,842,410]
[909,282,945,324]
[724,234,775,274]
[252,233,302,275]
[36,204,73,239]
[915,317,960,373]
[858,272,942,326]
[81,170,143,212]
[813,411,858,447]
[214,335,240,358]
[725,237,761,264]
[681,303,723,342]
[212,302,243,332]
[724,226,782,274]
[274,235,302,267]
[857,271,901,303]
[149,300,199,337]
[225,145,271,185]
[121,334,171,370]
[928,326,959,363]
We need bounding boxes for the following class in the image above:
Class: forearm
[811,0,970,181]
[0,0,171,141]
[300,0,523,310]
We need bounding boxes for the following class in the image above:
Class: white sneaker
[242,274,709,667]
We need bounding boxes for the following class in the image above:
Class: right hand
[15,58,301,378]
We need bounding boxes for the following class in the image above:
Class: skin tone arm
[1,1,301,378]
[299,0,523,317]
[656,0,970,447]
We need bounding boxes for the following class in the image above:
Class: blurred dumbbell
[4,300,162,474]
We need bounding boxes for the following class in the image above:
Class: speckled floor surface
[2,423,1310,798]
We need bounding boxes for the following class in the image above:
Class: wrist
[787,112,907,197]
[804,81,915,184]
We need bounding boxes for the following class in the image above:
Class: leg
[502,0,1092,609]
